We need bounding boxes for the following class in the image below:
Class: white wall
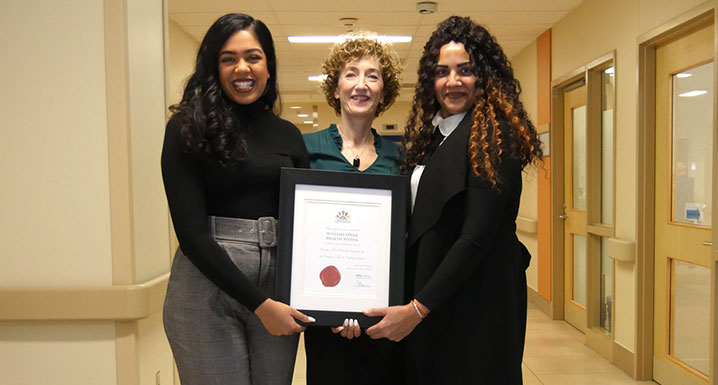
[0,1,177,383]
[0,1,117,383]
[127,0,173,284]
[127,2,177,384]
[511,40,540,291]
[0,0,113,287]
[167,18,198,108]
[0,322,118,385]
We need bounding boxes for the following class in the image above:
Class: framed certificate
[276,168,407,327]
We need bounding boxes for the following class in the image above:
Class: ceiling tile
[170,0,274,13]
[169,0,585,100]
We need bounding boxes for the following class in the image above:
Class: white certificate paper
[290,184,392,312]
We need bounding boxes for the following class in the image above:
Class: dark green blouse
[302,124,400,175]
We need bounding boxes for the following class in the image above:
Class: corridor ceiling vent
[416,2,438,14]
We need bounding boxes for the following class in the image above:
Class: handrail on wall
[516,216,538,234]
[0,273,169,321]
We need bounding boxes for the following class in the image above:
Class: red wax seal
[320,265,341,287]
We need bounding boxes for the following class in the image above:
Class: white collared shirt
[410,111,468,211]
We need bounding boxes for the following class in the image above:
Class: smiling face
[334,56,384,118]
[433,42,478,117]
[218,29,269,105]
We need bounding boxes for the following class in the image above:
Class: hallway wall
[511,40,540,292]
[509,0,712,358]
[0,0,175,384]
[0,2,116,383]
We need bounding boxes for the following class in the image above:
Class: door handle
[559,214,568,220]
[703,241,713,246]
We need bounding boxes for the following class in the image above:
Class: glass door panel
[572,235,587,306]
[601,68,615,225]
[573,105,587,210]
[600,237,613,331]
[672,62,713,227]
[670,259,711,375]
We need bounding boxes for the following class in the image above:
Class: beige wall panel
[127,0,173,283]
[372,101,411,136]
[138,311,174,385]
[522,233,540,291]
[0,322,117,385]
[512,40,539,128]
[0,0,113,285]
[638,0,711,35]
[167,19,199,108]
[615,261,636,350]
[512,40,540,291]
[552,0,640,350]
[552,0,638,78]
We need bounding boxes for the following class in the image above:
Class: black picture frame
[276,168,407,327]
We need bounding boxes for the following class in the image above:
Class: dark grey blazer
[404,111,531,385]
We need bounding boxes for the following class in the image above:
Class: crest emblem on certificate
[335,210,351,223]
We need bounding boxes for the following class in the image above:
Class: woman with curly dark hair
[302,34,405,385]
[365,16,542,384]
[161,13,313,385]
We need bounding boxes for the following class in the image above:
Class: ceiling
[169,0,585,102]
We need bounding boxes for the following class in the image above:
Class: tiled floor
[522,307,656,385]
[292,306,658,384]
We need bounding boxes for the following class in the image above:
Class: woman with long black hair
[161,13,313,385]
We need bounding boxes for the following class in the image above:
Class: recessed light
[297,113,309,117]
[308,75,328,82]
[679,90,708,97]
[304,120,314,124]
[289,36,412,43]
[290,106,301,109]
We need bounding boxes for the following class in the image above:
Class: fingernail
[307,316,316,323]
[343,319,349,327]
[336,326,344,332]
[356,320,360,328]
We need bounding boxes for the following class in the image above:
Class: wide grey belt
[209,216,278,247]
[209,216,278,289]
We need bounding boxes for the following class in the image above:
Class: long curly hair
[321,34,402,116]
[402,16,542,186]
[169,13,281,165]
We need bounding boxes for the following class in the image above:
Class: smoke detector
[339,17,359,32]
[416,1,437,14]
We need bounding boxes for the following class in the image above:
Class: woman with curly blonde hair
[364,16,542,384]
[302,34,404,385]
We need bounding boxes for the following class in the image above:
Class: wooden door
[563,83,588,333]
[653,22,713,385]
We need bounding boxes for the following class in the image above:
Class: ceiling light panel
[679,90,708,97]
[308,75,328,81]
[289,35,412,43]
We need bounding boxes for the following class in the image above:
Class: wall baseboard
[527,286,552,318]
[613,341,636,379]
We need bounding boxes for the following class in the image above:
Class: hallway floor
[292,305,658,384]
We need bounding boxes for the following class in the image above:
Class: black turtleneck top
[161,109,309,311]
